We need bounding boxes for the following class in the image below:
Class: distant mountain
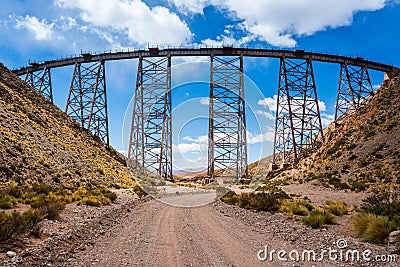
[173,168,207,175]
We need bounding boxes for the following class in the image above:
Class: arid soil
[1,188,398,267]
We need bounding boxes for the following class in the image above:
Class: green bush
[100,188,117,202]
[72,188,118,206]
[38,201,65,220]
[220,191,238,205]
[324,201,349,216]
[302,211,325,229]
[0,195,17,209]
[290,204,309,216]
[350,180,367,192]
[362,216,396,244]
[0,211,27,241]
[133,184,148,198]
[302,210,337,229]
[353,213,376,237]
[246,193,280,212]
[362,191,400,218]
[80,195,111,207]
[221,191,282,212]
[280,200,311,216]
[0,209,44,241]
[353,213,397,244]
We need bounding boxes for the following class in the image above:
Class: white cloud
[183,135,208,143]
[258,95,278,112]
[59,16,78,30]
[201,34,251,47]
[256,110,274,120]
[318,100,327,112]
[259,95,327,113]
[168,0,210,14]
[199,97,209,105]
[15,15,54,40]
[247,130,275,144]
[373,84,381,90]
[173,143,202,153]
[55,0,193,46]
[321,113,335,128]
[174,135,208,153]
[171,0,386,47]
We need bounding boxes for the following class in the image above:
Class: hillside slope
[0,63,134,189]
[271,75,400,192]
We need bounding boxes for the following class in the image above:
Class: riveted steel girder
[208,55,248,181]
[25,66,53,103]
[335,63,373,121]
[273,58,324,165]
[65,61,109,145]
[128,56,173,181]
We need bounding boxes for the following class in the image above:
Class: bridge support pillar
[273,58,324,165]
[128,56,173,181]
[65,61,109,145]
[208,55,248,182]
[25,66,53,103]
[335,63,373,121]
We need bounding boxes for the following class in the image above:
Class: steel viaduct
[12,47,399,182]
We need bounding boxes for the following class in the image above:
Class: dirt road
[68,198,277,266]
[3,194,396,267]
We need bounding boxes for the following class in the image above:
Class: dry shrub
[323,200,349,216]
[302,210,337,229]
[353,213,397,244]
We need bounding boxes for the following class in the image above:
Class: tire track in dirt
[69,199,275,266]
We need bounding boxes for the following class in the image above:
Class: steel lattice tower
[208,55,248,181]
[65,61,109,145]
[273,58,324,165]
[128,56,173,180]
[25,66,53,103]
[335,63,373,121]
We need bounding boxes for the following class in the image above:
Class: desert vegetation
[352,189,400,244]
[0,181,119,243]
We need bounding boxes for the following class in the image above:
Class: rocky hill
[269,74,400,193]
[0,62,134,189]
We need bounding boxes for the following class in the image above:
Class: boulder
[388,230,400,254]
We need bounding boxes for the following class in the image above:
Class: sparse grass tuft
[353,214,397,244]
[133,183,148,198]
[0,209,44,241]
[30,197,66,220]
[323,201,349,216]
[0,195,17,209]
[280,200,313,216]
[221,191,285,212]
[71,188,118,207]
[353,213,377,237]
[302,210,337,229]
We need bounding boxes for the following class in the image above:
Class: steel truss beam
[25,66,53,103]
[273,58,324,165]
[65,61,109,145]
[335,63,373,121]
[208,55,248,181]
[128,56,173,180]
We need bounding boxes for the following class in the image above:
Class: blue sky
[1,0,399,172]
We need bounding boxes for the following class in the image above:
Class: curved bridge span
[12,47,399,181]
